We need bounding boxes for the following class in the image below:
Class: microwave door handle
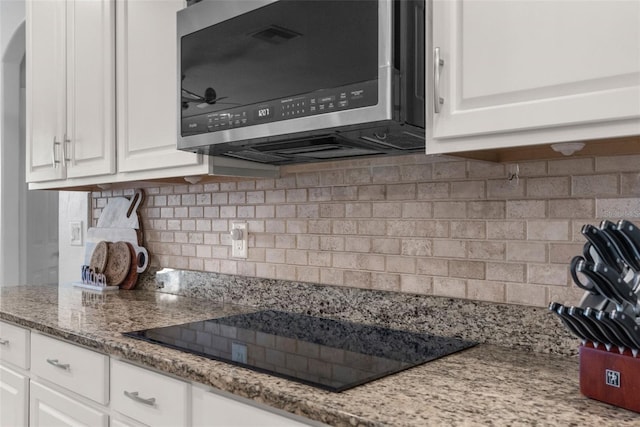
[433,47,444,113]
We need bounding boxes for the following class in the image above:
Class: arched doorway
[2,18,59,285]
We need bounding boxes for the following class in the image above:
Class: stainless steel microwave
[177,0,425,165]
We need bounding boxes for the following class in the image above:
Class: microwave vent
[223,150,289,164]
[250,25,301,44]
[360,132,424,150]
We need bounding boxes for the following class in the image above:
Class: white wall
[0,1,24,55]
[58,192,90,284]
[1,0,71,286]
[0,0,25,285]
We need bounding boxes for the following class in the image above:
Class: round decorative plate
[104,241,131,286]
[89,241,108,274]
[119,242,139,290]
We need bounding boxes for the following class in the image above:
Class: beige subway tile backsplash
[526,177,570,198]
[466,279,506,303]
[94,152,640,308]
[572,174,618,196]
[528,263,570,286]
[596,154,640,172]
[433,277,467,298]
[548,199,594,218]
[547,157,594,175]
[620,172,640,195]
[596,198,640,219]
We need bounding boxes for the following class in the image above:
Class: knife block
[579,344,640,413]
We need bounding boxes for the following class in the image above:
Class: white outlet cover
[231,222,248,258]
[231,342,248,364]
[69,221,83,246]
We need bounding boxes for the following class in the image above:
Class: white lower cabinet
[111,359,189,427]
[31,332,109,405]
[192,385,315,427]
[30,381,109,427]
[0,321,30,426]
[110,416,148,427]
[0,365,29,426]
[29,333,110,427]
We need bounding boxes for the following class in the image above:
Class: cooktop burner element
[124,310,476,392]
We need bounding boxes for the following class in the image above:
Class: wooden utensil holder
[579,344,640,413]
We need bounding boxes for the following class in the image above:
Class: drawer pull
[124,390,156,406]
[46,358,70,370]
[0,338,9,345]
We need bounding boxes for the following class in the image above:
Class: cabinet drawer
[0,321,30,369]
[193,386,314,426]
[111,359,189,426]
[31,333,109,405]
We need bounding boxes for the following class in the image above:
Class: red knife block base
[579,345,640,413]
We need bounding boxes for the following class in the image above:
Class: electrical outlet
[231,342,248,364]
[69,221,83,246]
[230,222,248,258]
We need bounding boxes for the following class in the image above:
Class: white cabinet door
[428,0,640,154]
[111,359,189,427]
[65,0,116,178]
[192,386,314,427]
[110,416,147,427]
[116,0,206,173]
[25,0,67,182]
[0,365,29,427]
[26,0,116,183]
[30,381,109,427]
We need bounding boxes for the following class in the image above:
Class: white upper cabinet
[427,0,640,154]
[26,0,116,182]
[25,0,65,182]
[116,0,206,174]
[26,0,277,189]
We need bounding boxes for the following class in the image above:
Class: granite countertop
[1,284,638,426]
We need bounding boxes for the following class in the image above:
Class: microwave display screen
[180,0,379,136]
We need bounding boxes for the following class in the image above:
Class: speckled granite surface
[1,284,638,426]
[138,268,578,356]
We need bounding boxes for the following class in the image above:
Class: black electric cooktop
[124,310,476,392]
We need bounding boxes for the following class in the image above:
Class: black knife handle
[592,262,638,307]
[581,224,625,273]
[610,310,640,349]
[599,220,640,271]
[596,310,636,350]
[583,307,623,349]
[548,302,588,341]
[568,306,610,346]
[616,220,640,270]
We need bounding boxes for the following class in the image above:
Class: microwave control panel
[181,80,378,136]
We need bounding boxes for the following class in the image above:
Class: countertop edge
[0,311,379,426]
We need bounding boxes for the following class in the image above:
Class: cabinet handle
[46,358,70,370]
[124,390,156,406]
[63,134,71,168]
[433,47,444,113]
[52,137,62,168]
[0,338,9,345]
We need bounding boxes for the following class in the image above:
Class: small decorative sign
[605,369,621,388]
